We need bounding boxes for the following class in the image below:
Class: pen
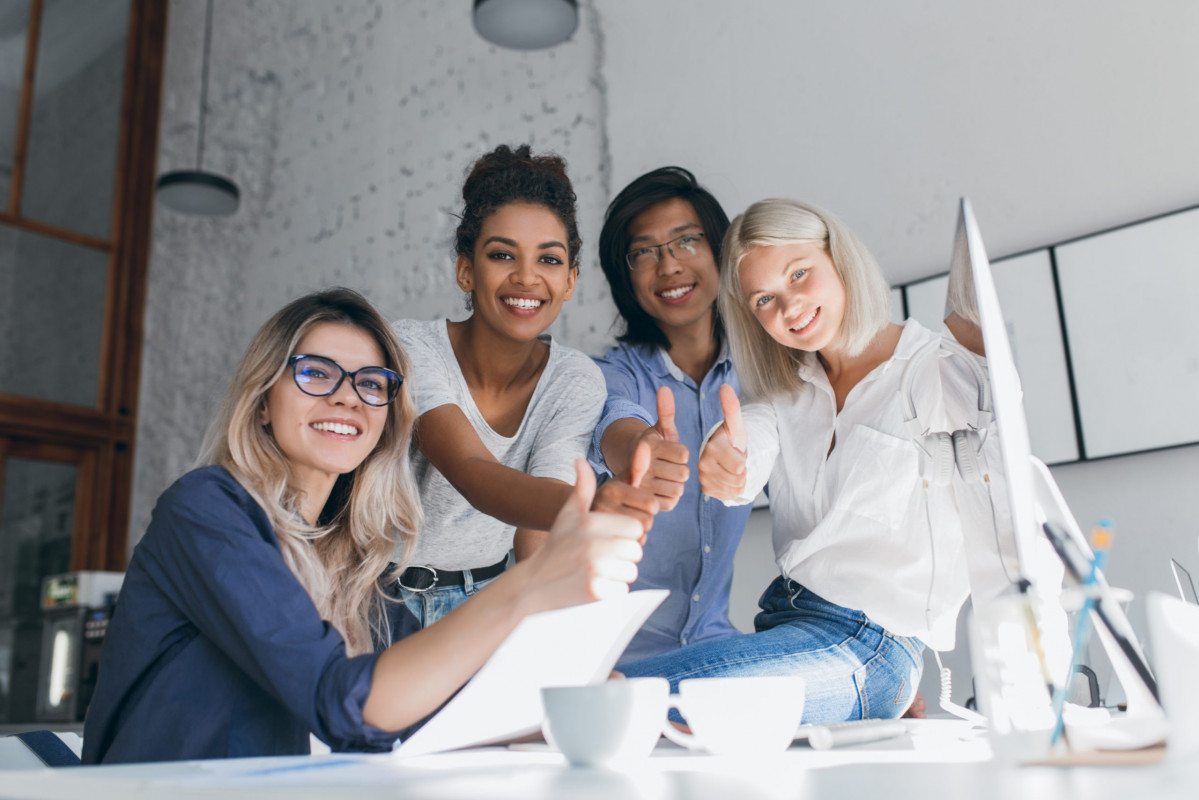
[1049,519,1114,747]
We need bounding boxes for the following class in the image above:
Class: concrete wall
[134,0,616,539]
[137,0,1199,705]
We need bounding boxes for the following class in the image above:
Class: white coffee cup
[541,678,670,767]
[660,675,805,755]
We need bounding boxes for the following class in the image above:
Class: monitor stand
[1029,457,1166,750]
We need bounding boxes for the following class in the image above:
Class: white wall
[138,0,1199,704]
[600,0,1199,282]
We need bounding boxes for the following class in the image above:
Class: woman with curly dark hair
[393,145,657,627]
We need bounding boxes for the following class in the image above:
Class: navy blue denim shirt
[82,466,418,764]
[589,342,752,664]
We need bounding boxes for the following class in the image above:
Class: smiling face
[738,242,847,354]
[457,201,577,343]
[627,197,720,348]
[262,322,390,510]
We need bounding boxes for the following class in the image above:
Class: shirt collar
[649,338,733,382]
[793,319,930,385]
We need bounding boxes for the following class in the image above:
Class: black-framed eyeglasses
[625,231,708,271]
[287,355,402,407]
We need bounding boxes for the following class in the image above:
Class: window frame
[0,0,166,570]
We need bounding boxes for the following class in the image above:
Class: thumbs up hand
[593,437,659,536]
[526,459,644,607]
[627,386,690,512]
[698,384,748,501]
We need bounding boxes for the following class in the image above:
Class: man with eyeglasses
[589,167,753,667]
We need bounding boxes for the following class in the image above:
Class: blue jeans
[620,577,924,724]
[398,572,498,628]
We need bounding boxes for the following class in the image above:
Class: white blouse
[728,319,1012,650]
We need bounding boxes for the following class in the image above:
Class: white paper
[394,589,667,759]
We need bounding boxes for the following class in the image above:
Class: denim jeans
[620,576,924,724]
[398,571,498,628]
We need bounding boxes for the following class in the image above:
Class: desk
[2,721,1194,800]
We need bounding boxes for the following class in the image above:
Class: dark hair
[455,144,582,269]
[597,167,730,350]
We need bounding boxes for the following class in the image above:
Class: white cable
[933,650,987,726]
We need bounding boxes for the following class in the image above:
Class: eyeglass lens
[291,355,399,406]
[626,232,706,271]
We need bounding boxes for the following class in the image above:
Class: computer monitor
[949,199,1040,584]
[952,199,1162,733]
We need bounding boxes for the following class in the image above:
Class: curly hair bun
[455,144,582,267]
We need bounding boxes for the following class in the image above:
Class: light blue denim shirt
[589,341,752,665]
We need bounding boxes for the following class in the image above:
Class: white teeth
[504,297,543,310]
[792,309,818,331]
[658,284,695,300]
[312,421,360,436]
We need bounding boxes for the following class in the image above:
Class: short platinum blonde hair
[719,198,892,400]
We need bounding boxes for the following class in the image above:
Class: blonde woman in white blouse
[621,198,987,724]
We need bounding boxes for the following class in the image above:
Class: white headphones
[900,337,993,489]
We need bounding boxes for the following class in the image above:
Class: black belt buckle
[398,565,438,593]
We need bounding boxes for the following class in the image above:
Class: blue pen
[1049,519,1114,748]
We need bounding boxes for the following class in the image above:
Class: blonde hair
[197,288,422,656]
[719,198,892,400]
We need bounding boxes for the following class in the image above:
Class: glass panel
[0,456,76,724]
[0,1,31,209]
[0,224,107,406]
[22,0,130,239]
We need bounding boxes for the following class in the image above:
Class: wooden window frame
[0,0,167,570]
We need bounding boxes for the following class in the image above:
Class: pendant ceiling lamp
[156,0,239,216]
[472,0,578,50]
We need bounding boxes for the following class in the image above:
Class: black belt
[398,556,508,592]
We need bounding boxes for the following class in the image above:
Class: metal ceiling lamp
[156,0,239,216]
[472,0,578,50]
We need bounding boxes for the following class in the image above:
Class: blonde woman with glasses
[83,288,643,764]
[621,199,987,724]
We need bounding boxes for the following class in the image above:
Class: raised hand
[593,441,659,533]
[697,384,747,501]
[628,386,690,511]
[528,460,644,609]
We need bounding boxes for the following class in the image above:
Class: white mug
[661,676,805,755]
[541,678,670,767]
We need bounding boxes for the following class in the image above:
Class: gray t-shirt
[393,318,606,570]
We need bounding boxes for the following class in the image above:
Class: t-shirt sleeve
[393,319,458,416]
[527,351,607,484]
[141,474,401,752]
[588,350,655,478]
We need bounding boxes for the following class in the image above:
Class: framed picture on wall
[903,249,1080,465]
[1053,206,1199,459]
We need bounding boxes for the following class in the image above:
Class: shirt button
[692,593,701,603]
[703,545,711,554]
[681,636,688,645]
